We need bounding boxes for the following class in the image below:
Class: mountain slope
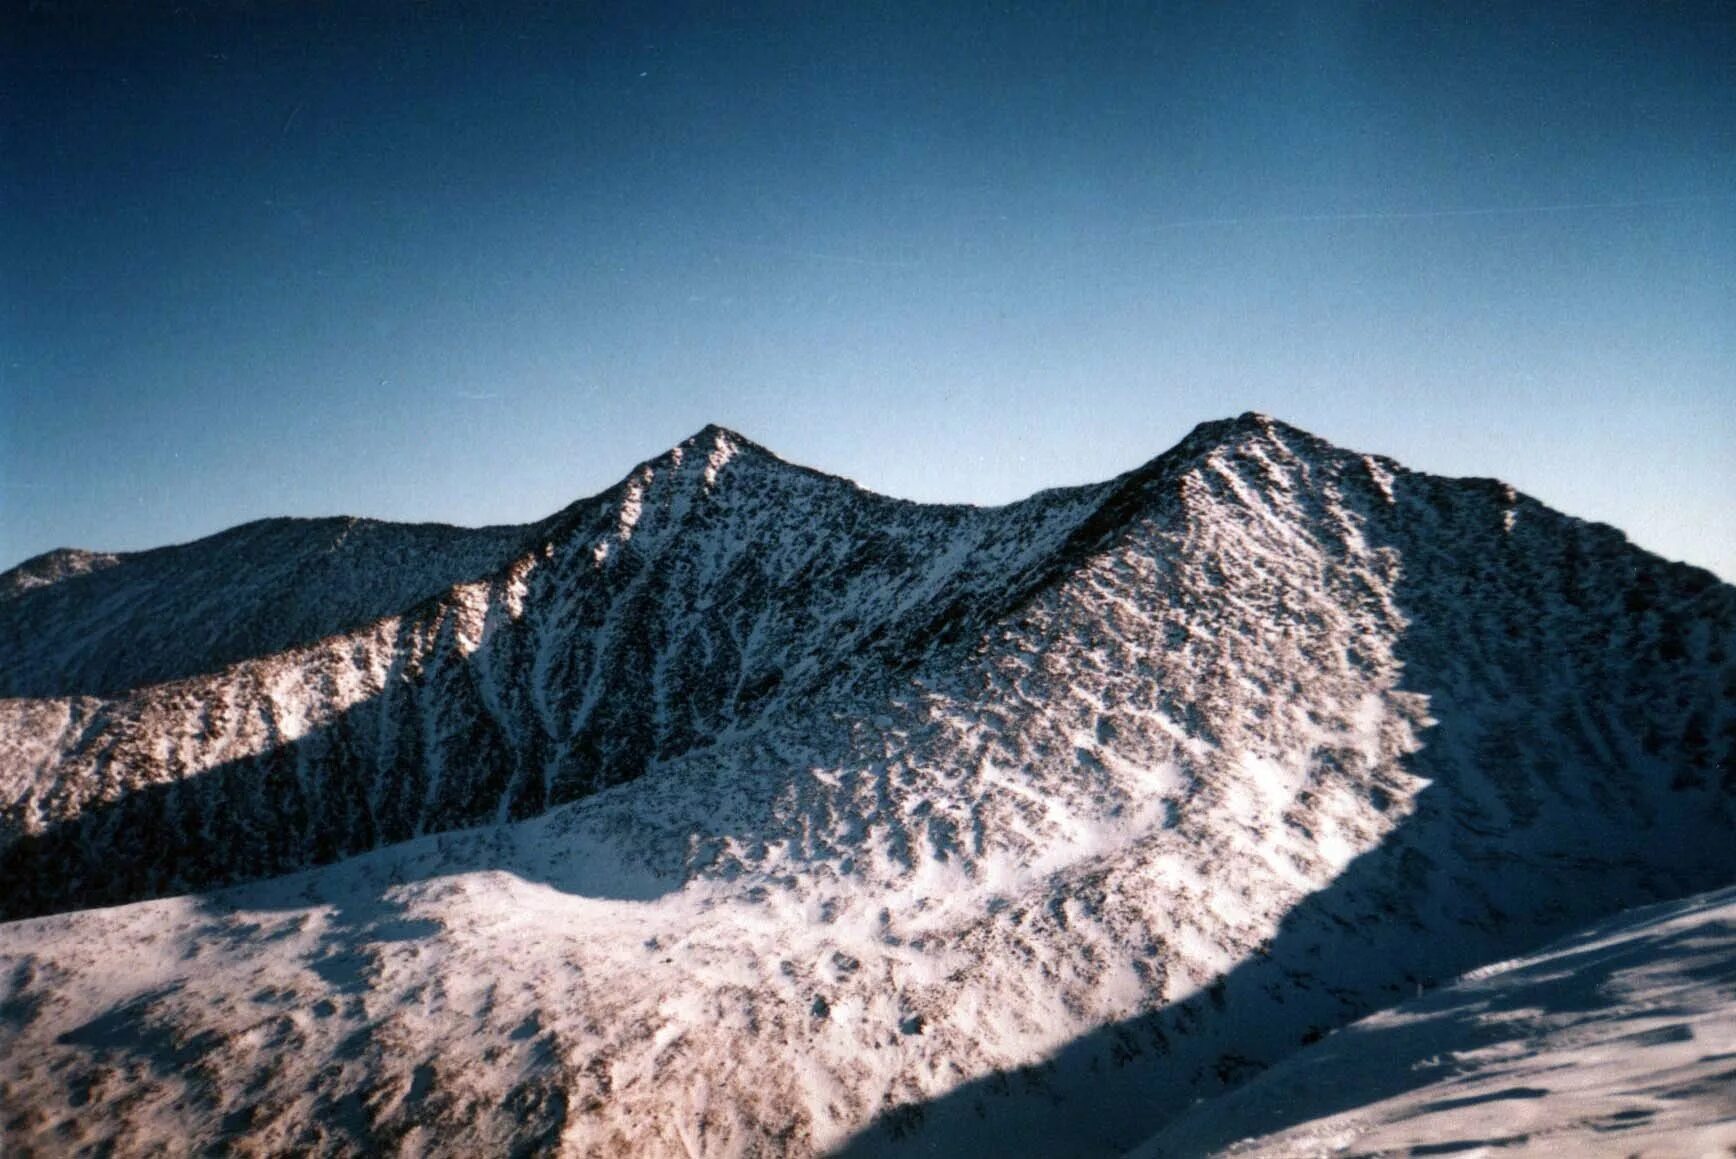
[0,422,1174,920]
[1126,885,1736,1158]
[0,515,545,699]
[0,414,1731,1156]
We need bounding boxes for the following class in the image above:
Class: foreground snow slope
[1,414,1731,1156]
[1128,885,1736,1158]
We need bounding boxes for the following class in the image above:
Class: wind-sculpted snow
[0,414,1731,1157]
[1126,885,1736,1157]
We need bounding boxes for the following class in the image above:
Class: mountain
[1,423,1123,919]
[0,414,1731,1156]
[0,514,546,700]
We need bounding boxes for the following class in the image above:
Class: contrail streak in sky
[279,99,305,138]
[1145,193,1726,232]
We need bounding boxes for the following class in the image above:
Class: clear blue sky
[3,2,1732,578]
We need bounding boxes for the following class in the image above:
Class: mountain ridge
[0,418,1004,699]
[1,413,1307,710]
[3,414,1728,925]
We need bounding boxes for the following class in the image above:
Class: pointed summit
[656,423,778,474]
[1173,411,1312,454]
[678,422,783,457]
[648,422,879,497]
[687,421,752,445]
[654,423,778,493]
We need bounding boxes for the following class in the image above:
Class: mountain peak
[661,423,777,473]
[1180,410,1300,449]
[0,546,122,598]
[1148,411,1360,481]
[689,421,750,444]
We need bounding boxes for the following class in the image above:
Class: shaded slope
[0,515,544,699]
[1126,886,1736,1158]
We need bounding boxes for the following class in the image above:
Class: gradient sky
[3,2,1733,578]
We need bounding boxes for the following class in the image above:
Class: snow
[0,516,542,700]
[1362,456,1397,505]
[704,428,739,489]
[1127,885,1736,1158]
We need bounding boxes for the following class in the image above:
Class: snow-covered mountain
[0,514,547,700]
[1,423,1120,918]
[0,414,1731,1156]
